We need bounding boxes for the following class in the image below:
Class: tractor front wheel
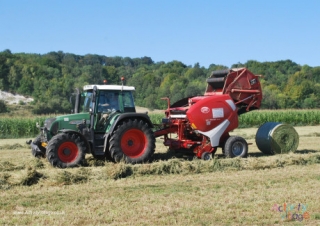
[224,136,248,158]
[109,119,155,163]
[46,133,87,168]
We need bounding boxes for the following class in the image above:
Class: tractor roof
[83,85,135,91]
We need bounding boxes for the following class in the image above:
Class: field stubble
[0,126,320,225]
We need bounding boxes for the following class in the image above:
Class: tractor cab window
[121,91,135,112]
[97,90,135,113]
[80,91,93,113]
[98,91,120,113]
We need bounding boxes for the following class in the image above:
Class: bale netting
[255,122,299,155]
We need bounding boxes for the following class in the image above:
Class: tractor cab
[77,85,136,114]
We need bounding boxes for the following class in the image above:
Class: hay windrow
[0,143,25,150]
[53,168,91,185]
[0,151,319,185]
[0,173,11,190]
[19,167,45,186]
[100,153,320,180]
[0,161,25,172]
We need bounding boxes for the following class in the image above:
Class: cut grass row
[1,153,320,185]
[1,141,320,186]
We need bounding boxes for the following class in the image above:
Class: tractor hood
[44,113,90,138]
[54,113,90,130]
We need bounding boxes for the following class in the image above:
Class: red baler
[154,68,262,159]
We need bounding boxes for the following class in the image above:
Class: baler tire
[109,119,155,164]
[224,136,248,158]
[31,135,46,158]
[46,133,86,168]
[201,152,212,161]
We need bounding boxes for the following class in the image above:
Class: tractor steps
[93,134,105,156]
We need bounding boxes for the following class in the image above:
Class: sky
[0,0,319,68]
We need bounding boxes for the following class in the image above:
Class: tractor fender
[58,129,91,153]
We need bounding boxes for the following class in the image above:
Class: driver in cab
[98,92,119,113]
[97,92,119,128]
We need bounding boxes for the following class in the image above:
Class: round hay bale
[255,122,299,155]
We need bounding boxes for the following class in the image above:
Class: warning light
[103,79,107,84]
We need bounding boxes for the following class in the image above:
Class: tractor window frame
[80,91,93,113]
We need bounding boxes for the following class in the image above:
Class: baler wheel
[224,136,248,158]
[109,119,155,164]
[31,135,46,158]
[46,133,87,168]
[201,152,212,161]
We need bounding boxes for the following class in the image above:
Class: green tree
[0,100,9,113]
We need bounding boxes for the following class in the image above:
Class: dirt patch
[0,91,33,105]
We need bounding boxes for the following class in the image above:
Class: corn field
[238,109,320,128]
[0,117,46,139]
[1,110,320,138]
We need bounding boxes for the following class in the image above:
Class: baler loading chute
[155,68,263,160]
[205,67,262,112]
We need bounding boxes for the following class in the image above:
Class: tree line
[0,49,320,114]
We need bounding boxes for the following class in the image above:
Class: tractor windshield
[79,90,135,113]
[80,91,93,113]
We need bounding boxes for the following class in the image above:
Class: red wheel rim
[121,129,147,158]
[57,141,79,163]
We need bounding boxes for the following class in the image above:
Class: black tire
[201,152,212,161]
[46,133,87,168]
[109,119,155,164]
[31,135,46,158]
[224,136,248,158]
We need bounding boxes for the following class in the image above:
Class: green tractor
[28,84,156,168]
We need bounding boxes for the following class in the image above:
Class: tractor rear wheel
[224,136,248,158]
[46,133,87,168]
[109,119,155,163]
[31,135,46,158]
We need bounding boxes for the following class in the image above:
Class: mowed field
[0,126,320,225]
